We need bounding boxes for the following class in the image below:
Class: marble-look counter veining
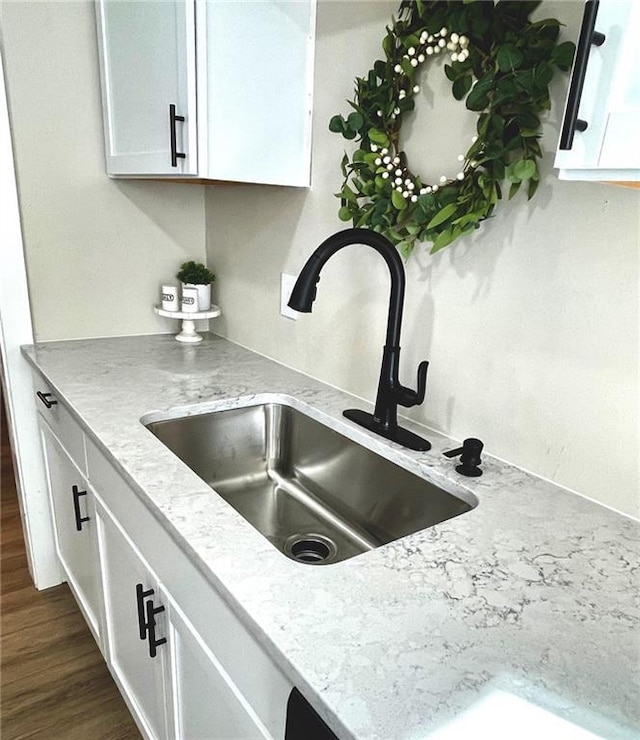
[23,334,639,739]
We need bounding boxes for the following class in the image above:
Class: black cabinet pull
[36,391,58,409]
[135,584,167,658]
[71,485,90,531]
[169,104,186,167]
[145,599,167,658]
[559,0,606,150]
[135,583,154,640]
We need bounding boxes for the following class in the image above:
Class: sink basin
[145,403,477,565]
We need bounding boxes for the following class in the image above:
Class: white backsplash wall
[1,0,206,341]
[206,0,639,518]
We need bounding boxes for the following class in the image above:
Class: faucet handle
[397,360,429,407]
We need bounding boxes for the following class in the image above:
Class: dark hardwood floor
[1,390,140,739]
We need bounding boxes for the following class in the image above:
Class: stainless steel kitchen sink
[145,403,477,565]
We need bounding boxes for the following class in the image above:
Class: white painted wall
[0,0,206,341]
[205,1,640,518]
[1,50,63,590]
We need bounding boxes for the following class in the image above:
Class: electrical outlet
[280,273,299,320]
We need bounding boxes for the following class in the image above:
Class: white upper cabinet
[95,0,316,186]
[555,0,640,181]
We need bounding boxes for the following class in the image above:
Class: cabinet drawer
[32,371,86,473]
[85,435,292,739]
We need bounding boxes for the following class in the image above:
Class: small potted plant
[176,260,215,311]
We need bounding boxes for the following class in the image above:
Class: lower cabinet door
[167,593,270,740]
[97,503,171,740]
[41,423,102,641]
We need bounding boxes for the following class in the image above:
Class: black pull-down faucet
[288,228,431,451]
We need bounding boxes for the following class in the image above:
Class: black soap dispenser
[444,438,484,477]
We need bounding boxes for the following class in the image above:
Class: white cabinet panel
[96,0,197,176]
[168,594,269,740]
[203,0,314,186]
[41,423,102,642]
[97,503,171,740]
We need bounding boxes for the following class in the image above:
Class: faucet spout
[288,228,431,451]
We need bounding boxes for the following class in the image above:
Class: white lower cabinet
[40,422,103,644]
[34,382,298,739]
[95,490,280,740]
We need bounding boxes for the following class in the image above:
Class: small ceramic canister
[161,285,179,312]
[181,285,199,313]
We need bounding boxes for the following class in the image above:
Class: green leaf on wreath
[497,45,524,72]
[508,181,522,200]
[430,227,460,253]
[340,153,348,177]
[418,193,436,213]
[329,115,345,134]
[347,112,364,132]
[368,128,389,146]
[507,158,537,182]
[341,185,358,203]
[452,75,473,100]
[426,203,458,230]
[552,41,576,71]
[391,189,408,210]
[338,206,352,222]
[382,30,395,57]
[466,77,493,111]
[444,64,458,82]
[397,241,412,259]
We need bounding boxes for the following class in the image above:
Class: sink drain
[284,534,337,564]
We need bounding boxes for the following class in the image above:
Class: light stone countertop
[23,334,639,740]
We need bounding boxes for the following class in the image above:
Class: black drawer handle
[71,485,90,531]
[169,104,186,167]
[36,391,58,409]
[146,599,167,658]
[135,583,154,640]
[559,0,606,150]
[135,584,167,658]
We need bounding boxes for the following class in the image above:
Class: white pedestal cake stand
[154,304,222,343]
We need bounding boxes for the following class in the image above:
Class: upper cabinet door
[201,0,315,186]
[555,0,640,181]
[596,1,640,169]
[95,0,198,176]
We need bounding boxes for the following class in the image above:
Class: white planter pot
[182,283,211,311]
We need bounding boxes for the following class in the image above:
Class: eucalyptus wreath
[329,0,575,256]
